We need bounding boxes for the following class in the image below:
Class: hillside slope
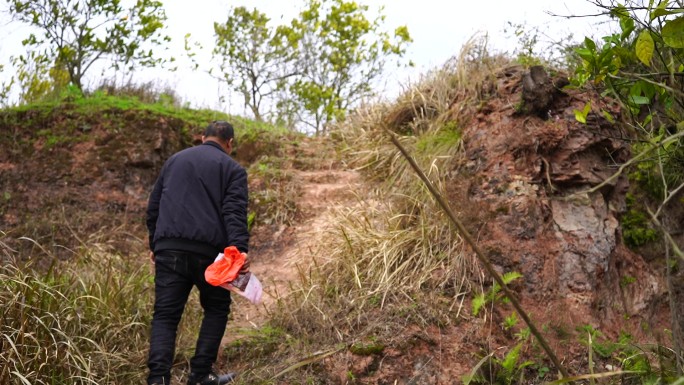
[1,65,681,384]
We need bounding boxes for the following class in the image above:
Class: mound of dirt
[455,65,670,338]
[0,106,192,259]
[0,103,304,261]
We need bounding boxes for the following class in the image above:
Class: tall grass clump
[271,37,508,345]
[0,234,154,384]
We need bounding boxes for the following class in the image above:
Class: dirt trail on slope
[224,166,362,340]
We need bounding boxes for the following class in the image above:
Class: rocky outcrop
[456,66,664,326]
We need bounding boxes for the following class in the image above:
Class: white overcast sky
[0,0,610,113]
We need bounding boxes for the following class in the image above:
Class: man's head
[202,120,235,153]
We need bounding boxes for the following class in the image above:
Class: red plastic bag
[205,246,245,286]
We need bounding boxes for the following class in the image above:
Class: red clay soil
[456,65,669,334]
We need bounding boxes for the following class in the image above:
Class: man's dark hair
[204,120,234,142]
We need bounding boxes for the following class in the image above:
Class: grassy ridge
[1,87,289,144]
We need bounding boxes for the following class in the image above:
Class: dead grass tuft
[94,77,185,107]
[382,34,508,136]
[0,229,203,384]
[248,155,301,227]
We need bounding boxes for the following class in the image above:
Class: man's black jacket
[146,140,249,256]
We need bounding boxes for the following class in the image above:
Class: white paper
[211,252,263,305]
[219,274,263,305]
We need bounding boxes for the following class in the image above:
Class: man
[146,120,249,385]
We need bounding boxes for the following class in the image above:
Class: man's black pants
[147,250,232,385]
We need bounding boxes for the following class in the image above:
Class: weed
[464,343,534,385]
[472,271,523,316]
[570,325,683,383]
[621,193,659,248]
[248,156,299,226]
[247,211,256,232]
[620,275,637,288]
[415,125,461,155]
[550,323,572,340]
[503,312,519,331]
[223,325,289,363]
[349,338,385,356]
[515,327,531,342]
[578,325,618,358]
[346,370,356,381]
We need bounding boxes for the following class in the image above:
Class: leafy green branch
[571,0,684,376]
[6,0,172,92]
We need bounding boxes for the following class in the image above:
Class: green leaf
[651,135,664,149]
[610,4,630,20]
[501,343,523,374]
[472,292,486,316]
[620,17,635,41]
[462,352,495,385]
[502,271,523,285]
[574,102,592,124]
[629,95,650,105]
[504,312,518,330]
[649,0,677,20]
[583,37,596,52]
[662,16,684,48]
[575,48,595,62]
[635,30,654,66]
[651,8,681,19]
[601,109,615,123]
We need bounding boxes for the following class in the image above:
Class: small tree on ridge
[6,0,171,91]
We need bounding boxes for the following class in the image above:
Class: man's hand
[240,253,250,273]
[149,251,155,265]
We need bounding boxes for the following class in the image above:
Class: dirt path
[223,167,361,340]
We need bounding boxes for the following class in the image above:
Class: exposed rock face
[0,108,191,259]
[456,66,663,325]
[551,192,617,293]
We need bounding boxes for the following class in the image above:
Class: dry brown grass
[0,230,204,385]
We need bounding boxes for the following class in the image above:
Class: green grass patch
[224,326,290,363]
[1,89,291,145]
[415,123,461,155]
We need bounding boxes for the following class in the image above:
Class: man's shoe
[186,371,236,385]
